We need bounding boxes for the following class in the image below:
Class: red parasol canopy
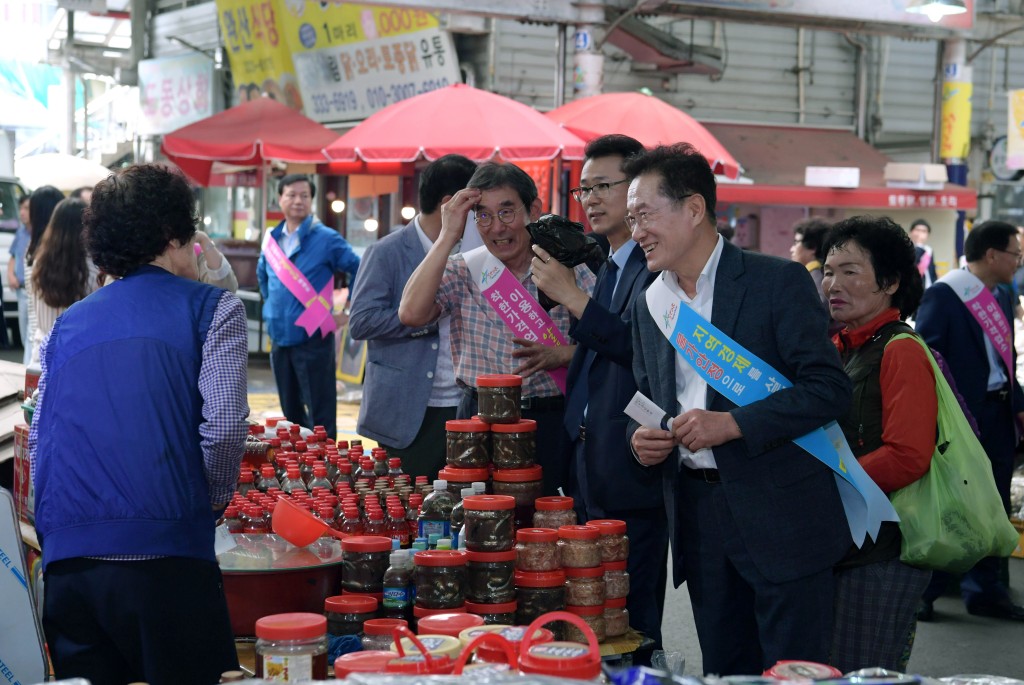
[546,91,742,179]
[161,97,339,185]
[323,84,585,163]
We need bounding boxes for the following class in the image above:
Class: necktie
[562,258,619,438]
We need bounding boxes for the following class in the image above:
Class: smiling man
[399,162,595,495]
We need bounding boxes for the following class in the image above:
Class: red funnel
[272,496,348,547]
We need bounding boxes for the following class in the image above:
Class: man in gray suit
[348,154,477,478]
[625,144,853,675]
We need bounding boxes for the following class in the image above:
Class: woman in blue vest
[30,164,250,685]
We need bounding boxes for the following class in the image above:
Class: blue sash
[645,275,897,546]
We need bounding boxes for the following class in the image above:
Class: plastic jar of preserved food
[515,528,561,572]
[324,594,377,636]
[412,604,466,633]
[439,467,491,501]
[341,536,394,594]
[254,612,328,682]
[463,495,516,553]
[514,569,566,627]
[557,525,602,569]
[564,566,606,607]
[565,604,607,643]
[465,549,516,603]
[413,550,468,609]
[491,465,543,529]
[587,519,629,563]
[416,612,485,638]
[490,420,536,469]
[464,599,517,625]
[519,611,602,679]
[476,374,522,424]
[604,597,629,637]
[361,618,407,651]
[445,419,491,468]
[603,561,629,600]
[533,496,577,529]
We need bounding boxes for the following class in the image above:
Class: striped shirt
[436,255,595,398]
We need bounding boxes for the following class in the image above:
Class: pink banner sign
[262,230,336,338]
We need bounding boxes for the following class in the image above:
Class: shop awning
[705,123,977,212]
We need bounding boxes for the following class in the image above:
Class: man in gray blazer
[625,144,853,675]
[349,155,477,478]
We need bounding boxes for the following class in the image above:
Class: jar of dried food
[361,618,407,651]
[439,467,491,501]
[465,549,516,603]
[490,420,536,469]
[476,374,522,424]
[604,598,629,638]
[514,528,560,572]
[491,465,543,529]
[462,495,516,553]
[514,569,566,628]
[533,496,577,529]
[254,613,328,681]
[463,599,517,625]
[445,419,491,468]
[341,536,394,594]
[603,561,629,600]
[557,525,602,569]
[587,519,629,563]
[413,550,468,610]
[565,604,607,643]
[564,566,606,607]
[324,594,377,636]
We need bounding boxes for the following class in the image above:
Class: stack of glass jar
[461,495,517,624]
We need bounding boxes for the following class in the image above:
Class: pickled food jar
[462,495,516,552]
[254,612,328,681]
[490,420,536,469]
[413,550,468,610]
[476,374,522,424]
[445,419,491,468]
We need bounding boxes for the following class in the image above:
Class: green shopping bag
[886,334,1020,573]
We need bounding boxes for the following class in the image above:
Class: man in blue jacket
[257,174,360,438]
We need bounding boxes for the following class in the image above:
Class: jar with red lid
[334,650,395,677]
[416,611,485,638]
[412,603,466,631]
[604,597,629,637]
[491,465,543,529]
[515,528,560,572]
[565,604,607,643]
[464,599,517,625]
[413,550,468,609]
[519,611,603,678]
[465,548,516,603]
[587,519,629,562]
[462,495,516,552]
[341,536,393,594]
[603,561,629,600]
[490,419,536,469]
[361,618,407,651]
[533,496,577,529]
[439,466,491,500]
[324,594,377,636]
[514,569,566,627]
[558,525,602,568]
[564,566,606,606]
[445,419,491,468]
[476,374,522,424]
[254,612,328,681]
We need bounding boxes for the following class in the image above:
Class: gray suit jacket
[349,222,447,448]
[628,240,853,585]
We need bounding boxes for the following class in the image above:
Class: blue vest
[34,265,224,568]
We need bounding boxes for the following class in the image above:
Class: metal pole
[555,24,566,108]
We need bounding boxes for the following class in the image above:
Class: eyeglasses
[570,179,629,204]
[624,196,694,231]
[475,204,526,228]
[996,248,1023,262]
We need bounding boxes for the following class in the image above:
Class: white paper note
[624,391,674,431]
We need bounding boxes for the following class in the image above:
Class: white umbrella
[15,153,113,193]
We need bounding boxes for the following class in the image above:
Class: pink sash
[262,226,336,338]
[939,268,1014,376]
[917,249,932,278]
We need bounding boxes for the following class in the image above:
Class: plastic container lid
[603,560,628,572]
[476,374,523,387]
[324,594,378,615]
[564,565,605,578]
[341,535,394,553]
[514,569,566,588]
[334,651,396,677]
[462,495,516,511]
[416,613,485,638]
[565,604,604,617]
[605,597,627,609]
[391,634,463,660]
[587,519,628,536]
[763,661,843,679]
[445,419,491,433]
[414,550,468,567]
[464,600,517,614]
[491,465,543,482]
[363,618,408,636]
[558,524,600,540]
[534,496,574,511]
[413,604,467,618]
[385,654,454,675]
[520,641,599,678]
[439,466,490,482]
[490,419,537,433]
[458,625,554,662]
[341,591,385,603]
[254,612,327,641]
[465,549,516,563]
[516,528,559,543]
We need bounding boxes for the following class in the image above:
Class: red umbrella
[323,84,585,163]
[546,91,742,179]
[161,97,339,185]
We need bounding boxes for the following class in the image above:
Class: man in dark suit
[625,144,853,675]
[916,220,1024,621]
[530,135,667,661]
[910,218,939,288]
[348,155,477,478]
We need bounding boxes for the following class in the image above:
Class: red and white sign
[139,54,215,136]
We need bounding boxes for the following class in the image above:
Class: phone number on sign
[366,78,449,109]
[309,90,360,116]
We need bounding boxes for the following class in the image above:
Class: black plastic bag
[526,213,605,310]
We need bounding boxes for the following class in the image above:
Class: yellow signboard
[939,81,972,160]
[214,0,301,108]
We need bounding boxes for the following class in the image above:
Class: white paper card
[624,391,673,431]
[214,524,237,556]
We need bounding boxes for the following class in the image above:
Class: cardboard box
[1012,518,1024,559]
[13,423,33,525]
[884,163,948,190]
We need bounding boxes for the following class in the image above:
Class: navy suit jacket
[349,223,445,448]
[915,280,1024,418]
[628,241,853,586]
[566,242,661,513]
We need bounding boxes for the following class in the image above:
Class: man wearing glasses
[399,163,595,495]
[916,220,1024,622]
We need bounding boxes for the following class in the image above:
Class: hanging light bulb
[331,199,346,214]
[364,218,379,232]
[905,0,967,23]
[401,206,416,220]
